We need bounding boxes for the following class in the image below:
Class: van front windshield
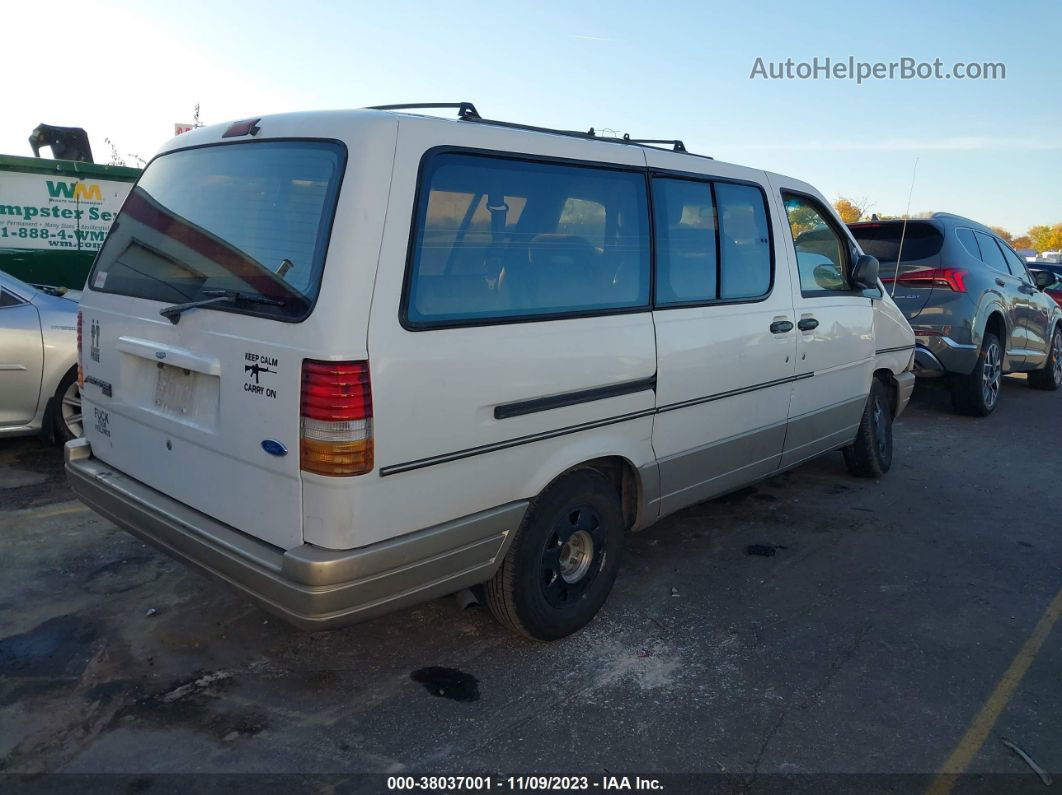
[88,140,344,322]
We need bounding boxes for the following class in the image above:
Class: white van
[67,104,915,640]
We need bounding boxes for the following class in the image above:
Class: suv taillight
[300,360,373,476]
[76,310,84,387]
[881,268,968,292]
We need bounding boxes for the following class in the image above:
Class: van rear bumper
[65,439,526,631]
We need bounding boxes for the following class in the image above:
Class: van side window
[415,191,527,277]
[557,198,606,250]
[652,178,717,304]
[716,183,772,300]
[974,232,1009,274]
[783,193,852,294]
[651,178,772,305]
[406,154,650,327]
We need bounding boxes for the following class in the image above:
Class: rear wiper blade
[160,290,287,324]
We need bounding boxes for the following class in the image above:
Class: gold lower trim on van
[653,396,867,517]
[779,397,866,469]
[656,422,788,516]
[64,439,527,631]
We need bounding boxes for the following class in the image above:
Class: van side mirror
[852,254,880,290]
[1033,270,1058,290]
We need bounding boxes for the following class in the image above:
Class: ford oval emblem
[155,351,167,360]
[261,439,288,457]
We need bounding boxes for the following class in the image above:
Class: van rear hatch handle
[116,336,222,376]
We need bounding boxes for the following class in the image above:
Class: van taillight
[76,310,84,387]
[300,360,373,476]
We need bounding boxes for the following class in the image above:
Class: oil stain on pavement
[410,667,480,702]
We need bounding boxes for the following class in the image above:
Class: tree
[833,196,872,224]
[104,137,126,167]
[786,204,821,237]
[1029,224,1062,253]
[990,226,1013,243]
[1012,235,1032,250]
[103,136,145,168]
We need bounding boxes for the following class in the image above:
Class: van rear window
[848,221,944,270]
[404,153,650,328]
[88,140,344,322]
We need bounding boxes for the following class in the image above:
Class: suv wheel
[951,333,1002,417]
[843,378,893,478]
[486,469,625,641]
[1028,327,1062,391]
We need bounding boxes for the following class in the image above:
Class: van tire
[1028,327,1062,391]
[485,469,625,641]
[843,379,893,478]
[950,333,1002,417]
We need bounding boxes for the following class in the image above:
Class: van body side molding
[874,344,916,355]
[655,372,813,414]
[494,376,657,420]
[382,372,816,476]
[379,408,658,476]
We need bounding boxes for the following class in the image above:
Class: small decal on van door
[93,408,111,437]
[89,320,101,363]
[243,351,279,399]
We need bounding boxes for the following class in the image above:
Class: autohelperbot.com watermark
[750,56,1006,84]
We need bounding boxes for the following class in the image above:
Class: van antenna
[891,157,919,298]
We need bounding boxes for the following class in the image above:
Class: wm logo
[46,180,102,201]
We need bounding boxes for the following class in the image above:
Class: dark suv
[849,213,1062,416]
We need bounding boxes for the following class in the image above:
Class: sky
[3,0,1059,234]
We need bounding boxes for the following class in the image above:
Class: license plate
[154,363,196,415]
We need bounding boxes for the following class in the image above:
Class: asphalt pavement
[1,376,1059,793]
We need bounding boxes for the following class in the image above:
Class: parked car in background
[68,105,914,641]
[0,270,82,442]
[849,214,1062,416]
[1030,266,1062,310]
[1029,251,1062,264]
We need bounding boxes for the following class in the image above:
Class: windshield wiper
[160,289,287,324]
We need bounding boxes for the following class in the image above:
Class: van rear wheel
[486,470,625,641]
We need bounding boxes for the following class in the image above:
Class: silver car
[0,270,82,442]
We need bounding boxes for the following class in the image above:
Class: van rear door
[78,139,346,550]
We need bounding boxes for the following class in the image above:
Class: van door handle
[995,278,1006,288]
[769,320,794,334]
[797,318,819,331]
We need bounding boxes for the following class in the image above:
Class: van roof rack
[368,102,482,120]
[366,102,708,159]
[615,133,686,153]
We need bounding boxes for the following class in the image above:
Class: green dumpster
[0,154,140,289]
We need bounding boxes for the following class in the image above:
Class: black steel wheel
[486,469,625,640]
[843,378,893,478]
